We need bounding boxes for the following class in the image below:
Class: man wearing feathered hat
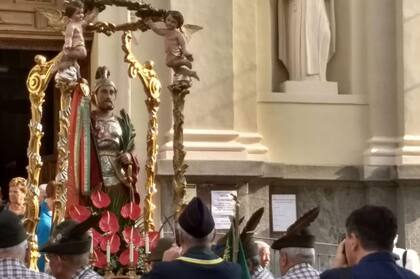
[0,206,54,278]
[240,207,274,279]
[40,215,102,279]
[271,207,320,279]
[143,197,241,279]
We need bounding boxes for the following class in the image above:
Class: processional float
[24,0,197,277]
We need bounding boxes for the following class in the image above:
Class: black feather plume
[287,206,320,235]
[240,207,264,242]
[67,214,101,239]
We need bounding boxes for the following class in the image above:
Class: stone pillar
[363,0,398,166]
[395,0,420,164]
[397,182,420,251]
[90,7,132,113]
[158,0,267,161]
[232,0,268,160]
[365,182,397,212]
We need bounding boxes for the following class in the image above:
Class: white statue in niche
[278,0,336,82]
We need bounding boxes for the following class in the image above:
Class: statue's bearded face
[96,85,116,111]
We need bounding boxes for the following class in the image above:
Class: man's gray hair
[255,240,270,250]
[0,240,28,262]
[280,247,315,265]
[176,223,215,246]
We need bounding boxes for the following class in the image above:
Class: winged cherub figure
[145,10,201,81]
[58,0,98,80]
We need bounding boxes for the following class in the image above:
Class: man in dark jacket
[321,205,419,279]
[142,197,242,279]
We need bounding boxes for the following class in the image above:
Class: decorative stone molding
[363,136,399,165]
[396,136,420,165]
[159,129,268,161]
[280,80,338,95]
[0,1,63,39]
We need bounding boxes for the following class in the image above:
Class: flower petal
[99,211,120,233]
[100,233,121,254]
[120,202,141,220]
[92,228,102,248]
[118,248,139,266]
[122,226,142,247]
[91,191,111,209]
[68,204,91,223]
[93,248,107,268]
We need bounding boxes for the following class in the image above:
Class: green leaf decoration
[118,109,136,153]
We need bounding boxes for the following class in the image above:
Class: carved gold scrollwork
[121,31,161,232]
[87,20,148,35]
[25,52,63,270]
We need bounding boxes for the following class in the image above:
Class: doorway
[0,49,58,200]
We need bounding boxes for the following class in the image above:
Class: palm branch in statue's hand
[118,109,136,153]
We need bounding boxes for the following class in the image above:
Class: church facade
[2,0,420,254]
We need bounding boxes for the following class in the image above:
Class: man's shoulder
[73,265,103,279]
[397,266,420,278]
[31,270,56,279]
[19,269,54,279]
[320,267,351,279]
[154,258,241,270]
[220,260,242,275]
[145,259,241,279]
[321,264,420,279]
[0,259,54,279]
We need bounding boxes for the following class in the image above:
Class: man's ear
[280,252,288,267]
[348,232,360,251]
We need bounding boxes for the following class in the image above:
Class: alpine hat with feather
[271,207,320,250]
[40,215,100,255]
[241,207,265,259]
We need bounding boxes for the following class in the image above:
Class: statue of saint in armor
[91,66,140,215]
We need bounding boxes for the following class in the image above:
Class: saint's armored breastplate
[94,116,124,187]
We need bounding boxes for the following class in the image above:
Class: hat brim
[271,234,315,250]
[39,239,91,255]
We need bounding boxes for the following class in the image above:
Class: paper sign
[211,190,237,229]
[272,194,297,231]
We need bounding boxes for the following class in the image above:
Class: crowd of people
[0,191,420,278]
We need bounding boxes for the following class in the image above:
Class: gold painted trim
[25,52,63,269]
[121,31,161,232]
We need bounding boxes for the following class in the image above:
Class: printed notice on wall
[271,194,297,232]
[211,190,237,230]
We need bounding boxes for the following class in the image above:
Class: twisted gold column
[25,53,62,269]
[121,31,161,232]
[167,85,190,216]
